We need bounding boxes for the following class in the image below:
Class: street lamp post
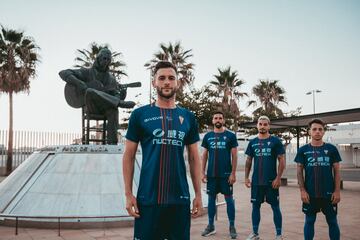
[306,89,322,114]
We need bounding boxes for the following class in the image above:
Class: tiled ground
[1,176,359,240]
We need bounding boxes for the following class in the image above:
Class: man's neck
[214,127,225,133]
[258,133,270,139]
[310,139,324,147]
[156,96,176,109]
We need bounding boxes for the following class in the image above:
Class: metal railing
[0,130,82,169]
[0,214,130,236]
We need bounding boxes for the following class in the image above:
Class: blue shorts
[206,177,233,196]
[251,185,279,205]
[302,198,337,216]
[134,204,190,240]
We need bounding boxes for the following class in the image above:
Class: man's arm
[332,162,341,204]
[59,69,87,91]
[297,163,310,204]
[122,140,140,218]
[187,142,203,218]
[244,155,252,188]
[272,154,286,189]
[228,147,238,184]
[201,148,208,183]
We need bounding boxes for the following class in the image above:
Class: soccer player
[122,61,202,240]
[201,111,238,239]
[295,119,341,240]
[245,115,285,240]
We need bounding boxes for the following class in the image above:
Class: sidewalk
[1,177,360,239]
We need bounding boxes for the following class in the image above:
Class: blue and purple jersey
[245,136,285,186]
[201,130,238,178]
[126,104,200,205]
[294,143,342,198]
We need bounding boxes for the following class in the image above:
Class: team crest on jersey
[179,116,184,124]
[267,141,271,146]
[224,136,227,140]
[324,150,328,155]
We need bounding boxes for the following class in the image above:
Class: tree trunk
[6,92,13,176]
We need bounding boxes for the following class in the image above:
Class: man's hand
[228,173,236,185]
[272,177,281,189]
[191,196,203,218]
[201,174,207,183]
[244,178,251,188]
[78,81,88,91]
[125,194,140,218]
[331,190,341,204]
[300,189,310,204]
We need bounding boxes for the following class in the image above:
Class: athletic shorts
[206,177,233,196]
[302,198,338,216]
[251,185,279,205]
[134,204,190,240]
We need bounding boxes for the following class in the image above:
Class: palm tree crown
[145,41,194,90]
[74,42,127,80]
[248,79,287,118]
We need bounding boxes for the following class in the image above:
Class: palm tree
[144,41,195,92]
[74,42,127,80]
[248,79,287,118]
[210,66,248,130]
[0,25,40,175]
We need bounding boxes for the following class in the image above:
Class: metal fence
[0,130,82,168]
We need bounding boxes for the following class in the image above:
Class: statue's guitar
[64,81,141,108]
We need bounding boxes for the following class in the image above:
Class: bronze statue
[59,48,139,145]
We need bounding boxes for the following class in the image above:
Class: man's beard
[258,129,268,134]
[157,87,177,99]
[215,122,223,129]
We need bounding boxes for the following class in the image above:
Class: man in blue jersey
[245,116,285,240]
[122,61,203,240]
[201,111,238,239]
[295,119,341,240]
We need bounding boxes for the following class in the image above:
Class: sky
[0,0,359,133]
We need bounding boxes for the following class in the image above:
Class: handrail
[0,213,132,236]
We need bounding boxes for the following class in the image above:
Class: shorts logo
[153,129,165,138]
[179,116,184,124]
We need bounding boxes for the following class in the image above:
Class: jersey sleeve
[245,140,253,157]
[125,109,142,143]
[184,112,200,145]
[330,145,342,163]
[230,132,239,148]
[201,133,209,149]
[274,137,286,156]
[294,147,305,165]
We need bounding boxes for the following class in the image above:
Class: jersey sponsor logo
[254,147,271,156]
[144,116,172,123]
[179,115,184,124]
[152,129,185,147]
[307,156,331,167]
[209,141,226,149]
[153,128,165,138]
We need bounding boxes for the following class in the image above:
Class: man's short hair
[213,111,224,117]
[257,115,270,123]
[153,61,177,76]
[308,118,326,128]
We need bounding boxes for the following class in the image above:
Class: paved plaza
[0,173,359,240]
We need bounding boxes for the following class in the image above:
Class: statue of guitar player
[59,48,139,145]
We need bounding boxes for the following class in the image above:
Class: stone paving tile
[1,179,359,240]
